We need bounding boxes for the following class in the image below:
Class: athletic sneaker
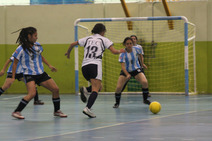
[12,112,25,119]
[54,110,68,118]
[34,100,44,105]
[80,87,88,103]
[143,100,151,105]
[113,103,119,108]
[83,107,96,118]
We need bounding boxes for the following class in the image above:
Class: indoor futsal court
[0,94,212,141]
[0,0,211,141]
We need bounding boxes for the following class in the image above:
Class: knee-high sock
[14,99,29,112]
[142,88,149,101]
[86,91,98,109]
[52,98,60,112]
[115,93,121,105]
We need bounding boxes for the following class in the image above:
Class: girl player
[0,57,44,105]
[65,23,125,118]
[11,27,67,119]
[113,37,151,108]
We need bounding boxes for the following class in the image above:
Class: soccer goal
[74,16,196,95]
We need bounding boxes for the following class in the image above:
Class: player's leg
[0,78,13,95]
[40,77,67,118]
[33,87,44,105]
[80,84,102,103]
[83,78,101,118]
[0,73,18,95]
[113,75,129,108]
[135,73,151,105]
[81,64,102,118]
[12,81,37,119]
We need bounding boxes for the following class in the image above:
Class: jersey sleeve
[78,36,88,47]
[134,47,142,55]
[119,53,125,63]
[12,46,23,61]
[104,38,113,49]
[140,46,144,55]
[10,56,14,61]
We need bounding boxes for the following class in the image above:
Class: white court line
[21,109,212,141]
[2,95,24,100]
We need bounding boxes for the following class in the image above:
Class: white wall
[0,1,210,44]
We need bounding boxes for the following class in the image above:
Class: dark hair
[91,23,106,34]
[15,27,37,54]
[130,35,138,40]
[123,37,133,45]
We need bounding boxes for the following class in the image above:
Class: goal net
[74,16,196,95]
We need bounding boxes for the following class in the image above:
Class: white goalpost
[74,16,196,95]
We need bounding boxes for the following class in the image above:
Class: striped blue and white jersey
[7,56,24,74]
[12,42,44,75]
[78,34,113,67]
[134,44,144,55]
[119,47,142,72]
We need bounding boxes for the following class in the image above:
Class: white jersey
[12,42,44,75]
[78,34,113,67]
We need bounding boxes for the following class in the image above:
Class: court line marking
[21,109,212,141]
[2,95,24,100]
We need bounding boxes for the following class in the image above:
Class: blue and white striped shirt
[13,42,44,75]
[119,47,142,72]
[7,56,24,74]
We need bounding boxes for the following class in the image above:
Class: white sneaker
[80,87,88,103]
[54,110,68,118]
[83,107,96,118]
[12,112,25,119]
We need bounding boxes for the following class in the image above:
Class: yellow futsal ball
[149,101,161,114]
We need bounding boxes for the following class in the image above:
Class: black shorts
[120,68,143,77]
[82,64,101,81]
[7,73,23,81]
[24,72,51,86]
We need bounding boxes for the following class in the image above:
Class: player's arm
[41,55,57,72]
[65,41,79,59]
[12,58,18,80]
[108,45,125,54]
[0,59,12,76]
[121,62,131,80]
[139,54,147,69]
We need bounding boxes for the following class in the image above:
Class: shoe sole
[113,105,119,108]
[80,87,87,103]
[54,115,67,118]
[12,115,25,119]
[82,111,96,118]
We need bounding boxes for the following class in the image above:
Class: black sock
[115,93,121,105]
[34,88,38,101]
[14,99,29,112]
[86,91,98,109]
[86,86,92,93]
[142,88,149,101]
[52,98,60,112]
[0,87,4,95]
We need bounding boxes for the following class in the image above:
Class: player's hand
[119,48,125,53]
[11,78,15,83]
[65,52,70,59]
[126,74,131,80]
[49,65,57,72]
[143,64,147,69]
[0,70,5,76]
